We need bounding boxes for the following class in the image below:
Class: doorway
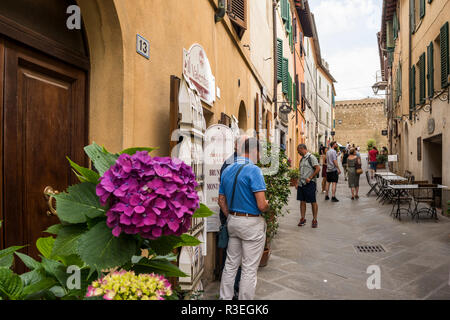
[0,0,89,270]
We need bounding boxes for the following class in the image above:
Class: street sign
[331,131,335,136]
[136,34,150,59]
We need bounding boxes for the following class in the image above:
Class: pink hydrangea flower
[96,152,199,239]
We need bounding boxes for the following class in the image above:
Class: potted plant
[376,154,388,169]
[257,142,291,267]
[288,168,299,186]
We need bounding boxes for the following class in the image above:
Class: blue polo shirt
[219,157,267,216]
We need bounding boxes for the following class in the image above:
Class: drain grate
[354,245,386,253]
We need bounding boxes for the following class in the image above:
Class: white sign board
[203,125,234,232]
[136,34,150,59]
[388,154,398,162]
[183,44,216,106]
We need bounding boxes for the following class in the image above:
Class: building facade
[334,98,388,152]
[378,0,449,207]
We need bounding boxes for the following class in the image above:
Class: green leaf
[14,252,41,270]
[0,245,26,259]
[67,157,100,185]
[44,224,62,235]
[84,142,118,176]
[145,234,201,256]
[0,255,13,269]
[40,257,68,287]
[52,225,86,258]
[57,254,84,268]
[193,203,214,218]
[133,258,187,277]
[36,237,55,259]
[22,277,58,299]
[77,221,137,270]
[53,183,107,224]
[119,147,159,155]
[0,268,23,299]
[20,269,45,287]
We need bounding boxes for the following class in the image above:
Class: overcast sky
[309,0,382,101]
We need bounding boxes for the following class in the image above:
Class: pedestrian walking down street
[296,144,321,228]
[325,141,341,202]
[320,147,328,193]
[218,135,248,300]
[368,146,379,179]
[341,149,349,181]
[218,138,269,300]
[346,148,362,200]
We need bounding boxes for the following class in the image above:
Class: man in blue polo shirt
[218,137,269,300]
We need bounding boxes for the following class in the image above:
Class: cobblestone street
[204,156,450,300]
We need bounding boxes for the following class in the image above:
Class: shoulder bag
[217,163,249,249]
[355,158,363,175]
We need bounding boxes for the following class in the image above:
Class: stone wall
[334,98,388,152]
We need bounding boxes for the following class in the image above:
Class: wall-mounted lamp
[243,44,251,51]
[215,0,226,23]
[372,81,388,95]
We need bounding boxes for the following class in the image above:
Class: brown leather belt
[230,212,260,217]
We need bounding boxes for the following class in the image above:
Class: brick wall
[334,98,388,152]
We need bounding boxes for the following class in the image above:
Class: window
[227,0,247,38]
[434,35,442,91]
[277,38,283,82]
[282,58,289,94]
[440,22,449,88]
[419,52,426,104]
[409,65,416,118]
[410,0,415,34]
[427,41,434,98]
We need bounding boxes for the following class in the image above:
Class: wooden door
[2,39,87,268]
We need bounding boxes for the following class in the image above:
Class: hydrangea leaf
[0,255,13,268]
[53,183,107,224]
[0,245,26,259]
[36,237,55,259]
[193,203,214,218]
[52,225,86,258]
[20,269,45,287]
[145,234,201,256]
[0,268,24,300]
[119,147,159,155]
[84,142,119,176]
[67,157,100,185]
[77,222,137,271]
[133,258,187,277]
[40,256,69,287]
[44,224,62,235]
[14,252,42,270]
[21,277,58,299]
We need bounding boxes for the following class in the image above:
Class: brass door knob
[44,186,59,216]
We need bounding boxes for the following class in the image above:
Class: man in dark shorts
[296,144,321,228]
[325,141,341,202]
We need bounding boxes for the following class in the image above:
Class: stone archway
[238,101,248,131]
[77,0,125,152]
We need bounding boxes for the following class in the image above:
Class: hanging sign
[183,44,216,106]
[203,125,234,232]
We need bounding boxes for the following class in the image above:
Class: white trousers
[219,214,266,300]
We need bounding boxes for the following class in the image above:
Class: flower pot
[259,248,271,267]
[376,163,386,169]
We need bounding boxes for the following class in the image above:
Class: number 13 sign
[136,34,150,59]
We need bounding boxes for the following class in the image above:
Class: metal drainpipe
[273,0,278,120]
[409,1,412,120]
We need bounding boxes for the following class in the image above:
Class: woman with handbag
[347,148,362,200]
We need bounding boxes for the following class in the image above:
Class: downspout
[408,0,412,120]
[273,0,278,120]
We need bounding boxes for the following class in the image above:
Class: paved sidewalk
[203,155,450,300]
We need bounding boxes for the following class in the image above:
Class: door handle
[44,186,59,216]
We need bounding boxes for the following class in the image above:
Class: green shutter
[440,22,449,88]
[289,30,293,53]
[282,57,288,94]
[419,53,426,104]
[386,20,394,49]
[288,73,292,102]
[281,0,288,22]
[393,12,398,40]
[410,0,415,34]
[286,2,291,32]
[399,62,402,97]
[427,41,434,98]
[420,0,425,19]
[277,38,283,82]
[410,66,416,118]
[293,82,297,109]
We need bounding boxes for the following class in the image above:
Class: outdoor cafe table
[387,184,418,220]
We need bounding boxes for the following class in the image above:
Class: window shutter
[440,22,449,88]
[295,75,300,104]
[293,18,297,44]
[393,12,398,40]
[288,73,292,103]
[277,39,283,82]
[409,66,416,118]
[290,30,293,53]
[299,31,303,57]
[281,0,288,22]
[399,62,402,97]
[227,0,247,30]
[282,58,288,94]
[419,53,426,104]
[286,2,291,33]
[420,0,425,18]
[386,20,394,49]
[427,41,434,98]
[410,0,415,34]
